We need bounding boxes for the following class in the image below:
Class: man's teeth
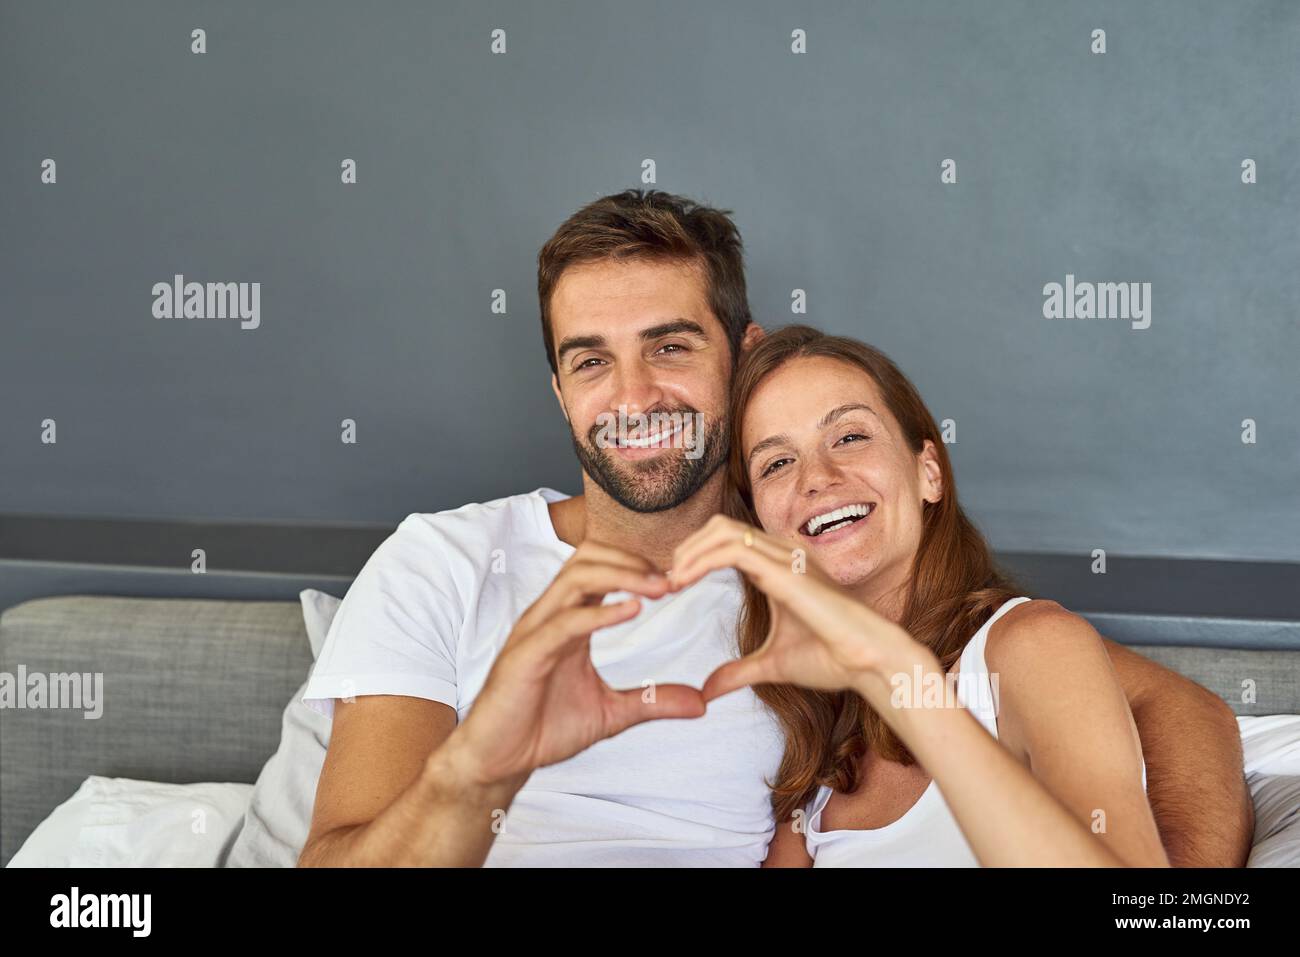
[804,503,872,536]
[621,426,679,447]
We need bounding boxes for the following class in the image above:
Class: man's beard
[569,407,728,514]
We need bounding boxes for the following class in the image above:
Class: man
[297,189,1252,867]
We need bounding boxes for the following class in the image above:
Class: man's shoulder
[377,486,569,572]
[397,486,565,540]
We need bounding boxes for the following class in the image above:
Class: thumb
[702,652,777,703]
[606,682,706,734]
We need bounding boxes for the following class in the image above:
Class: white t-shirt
[302,487,786,866]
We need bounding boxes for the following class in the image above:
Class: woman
[667,325,1167,866]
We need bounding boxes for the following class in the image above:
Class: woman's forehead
[744,356,885,444]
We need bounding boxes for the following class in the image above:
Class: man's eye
[655,343,687,355]
[575,357,605,370]
[760,457,792,478]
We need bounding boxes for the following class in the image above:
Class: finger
[684,539,888,651]
[516,561,666,634]
[527,597,642,656]
[517,538,659,632]
[557,561,669,605]
[671,533,795,593]
[605,683,706,734]
[719,537,843,633]
[669,516,747,579]
[673,537,849,647]
[671,524,795,589]
[701,654,780,703]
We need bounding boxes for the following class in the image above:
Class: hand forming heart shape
[668,514,923,703]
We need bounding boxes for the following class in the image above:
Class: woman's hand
[671,517,1160,867]
[668,514,929,704]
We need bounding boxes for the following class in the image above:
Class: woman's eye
[760,457,792,478]
[836,432,870,446]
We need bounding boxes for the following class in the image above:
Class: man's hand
[447,540,708,790]
[302,540,708,867]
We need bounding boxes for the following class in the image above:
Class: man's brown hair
[537,189,753,374]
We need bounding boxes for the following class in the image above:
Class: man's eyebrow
[557,320,709,366]
[640,319,709,341]
[556,334,607,364]
[747,403,879,467]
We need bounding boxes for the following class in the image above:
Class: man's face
[549,257,733,513]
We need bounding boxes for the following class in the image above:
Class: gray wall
[2,0,1297,562]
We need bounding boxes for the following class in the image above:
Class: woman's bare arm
[762,816,814,867]
[858,601,1168,867]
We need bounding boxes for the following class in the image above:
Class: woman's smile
[796,501,876,544]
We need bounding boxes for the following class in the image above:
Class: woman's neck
[850,562,913,625]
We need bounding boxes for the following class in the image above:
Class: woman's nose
[798,454,843,497]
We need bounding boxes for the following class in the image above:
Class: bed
[2,592,1297,867]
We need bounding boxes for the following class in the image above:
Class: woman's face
[741,355,943,591]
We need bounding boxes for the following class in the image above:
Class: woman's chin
[806,549,879,589]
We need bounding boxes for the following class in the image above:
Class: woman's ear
[919,439,943,504]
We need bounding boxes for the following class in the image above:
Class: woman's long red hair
[725,325,1022,822]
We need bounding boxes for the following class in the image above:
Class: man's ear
[551,373,569,424]
[919,439,943,504]
[739,321,766,354]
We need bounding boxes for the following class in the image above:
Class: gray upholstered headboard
[2,594,1298,867]
[1084,611,1300,720]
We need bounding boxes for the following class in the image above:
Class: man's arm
[298,695,522,867]
[1102,638,1254,867]
[299,541,703,867]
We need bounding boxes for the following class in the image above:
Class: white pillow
[1238,715,1300,868]
[7,777,254,867]
[223,588,341,867]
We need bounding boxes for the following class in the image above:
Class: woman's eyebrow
[747,404,879,466]
[817,403,878,429]
[747,434,790,466]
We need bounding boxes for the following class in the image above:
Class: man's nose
[610,360,666,415]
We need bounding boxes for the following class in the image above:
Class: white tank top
[801,596,1146,867]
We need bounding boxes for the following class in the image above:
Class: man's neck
[548,471,727,571]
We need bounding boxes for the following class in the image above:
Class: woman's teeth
[803,503,873,536]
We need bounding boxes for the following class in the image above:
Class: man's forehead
[551,259,716,336]
[555,258,701,303]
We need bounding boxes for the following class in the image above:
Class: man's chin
[587,452,714,513]
[600,474,692,514]
[609,449,685,475]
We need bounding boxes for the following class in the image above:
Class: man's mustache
[586,406,709,460]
